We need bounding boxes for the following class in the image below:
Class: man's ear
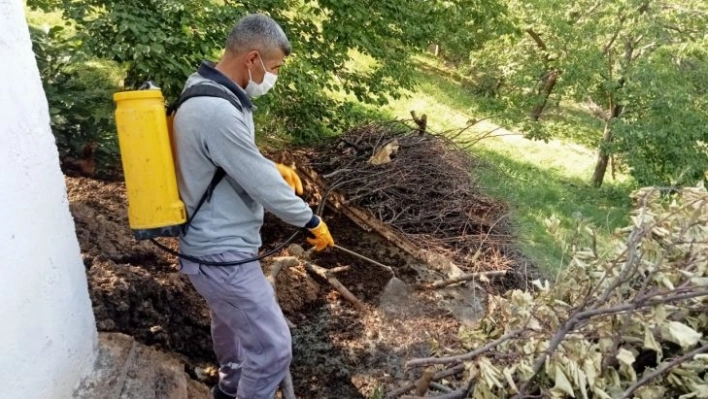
[245,50,260,68]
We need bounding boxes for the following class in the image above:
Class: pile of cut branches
[394,185,708,398]
[309,120,513,272]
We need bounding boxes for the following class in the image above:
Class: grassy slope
[371,55,634,275]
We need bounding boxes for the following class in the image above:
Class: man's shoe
[211,385,236,399]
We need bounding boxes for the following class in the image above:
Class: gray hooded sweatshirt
[173,61,315,268]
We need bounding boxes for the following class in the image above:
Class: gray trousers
[181,251,292,399]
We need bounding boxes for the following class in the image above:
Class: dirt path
[67,175,524,397]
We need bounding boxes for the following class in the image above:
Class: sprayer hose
[149,230,302,267]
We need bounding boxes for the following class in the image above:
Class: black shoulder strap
[172,84,241,235]
[167,84,243,115]
[182,167,226,235]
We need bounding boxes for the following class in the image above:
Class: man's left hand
[275,163,304,195]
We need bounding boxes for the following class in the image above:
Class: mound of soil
[67,177,215,363]
[67,176,465,397]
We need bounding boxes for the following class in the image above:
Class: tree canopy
[464,0,708,187]
[28,0,507,145]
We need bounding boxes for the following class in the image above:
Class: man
[172,14,334,399]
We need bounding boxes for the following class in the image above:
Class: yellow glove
[306,216,334,252]
[275,163,303,195]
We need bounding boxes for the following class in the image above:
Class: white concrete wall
[0,1,98,398]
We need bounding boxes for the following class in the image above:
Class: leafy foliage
[28,0,507,145]
[615,43,708,187]
[30,0,244,100]
[408,183,708,397]
[252,0,510,141]
[29,23,124,173]
[461,0,708,187]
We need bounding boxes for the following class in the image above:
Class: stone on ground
[73,333,209,399]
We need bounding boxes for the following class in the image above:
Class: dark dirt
[67,169,530,398]
[68,177,215,364]
[67,176,465,398]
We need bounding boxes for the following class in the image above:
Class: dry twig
[308,121,513,272]
[416,270,507,290]
[414,367,435,396]
[429,382,453,393]
[304,261,366,312]
[620,343,708,398]
[406,329,525,368]
[386,364,465,398]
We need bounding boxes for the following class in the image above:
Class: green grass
[367,54,634,275]
[472,149,632,273]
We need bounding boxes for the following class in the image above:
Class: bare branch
[525,29,548,53]
[406,329,525,368]
[386,364,465,399]
[574,0,602,23]
[304,261,367,312]
[416,270,507,290]
[430,382,453,393]
[602,12,627,56]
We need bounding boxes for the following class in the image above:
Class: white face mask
[245,54,277,98]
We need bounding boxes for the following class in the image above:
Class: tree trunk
[524,29,560,121]
[592,103,623,187]
[592,121,613,187]
[530,69,560,121]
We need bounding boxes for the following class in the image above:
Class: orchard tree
[469,0,708,187]
[571,0,708,187]
[612,41,708,186]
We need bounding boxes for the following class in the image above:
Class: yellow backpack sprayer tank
[113,87,186,239]
[112,81,242,240]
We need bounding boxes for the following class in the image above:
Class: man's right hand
[275,163,304,195]
[306,216,334,251]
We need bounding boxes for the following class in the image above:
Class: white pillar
[0,1,98,398]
